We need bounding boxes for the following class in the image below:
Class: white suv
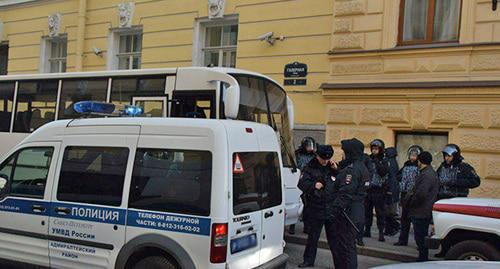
[426,198,500,261]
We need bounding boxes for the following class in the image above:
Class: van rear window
[129,149,212,216]
[233,152,282,215]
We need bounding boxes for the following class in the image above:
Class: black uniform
[294,138,317,235]
[364,140,389,241]
[297,153,337,266]
[437,144,480,200]
[384,147,400,236]
[326,138,368,269]
[396,159,419,245]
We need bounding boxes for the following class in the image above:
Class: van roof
[21,117,275,144]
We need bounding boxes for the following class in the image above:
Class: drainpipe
[75,0,87,71]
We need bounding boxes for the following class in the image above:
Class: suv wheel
[445,240,500,261]
[133,256,178,269]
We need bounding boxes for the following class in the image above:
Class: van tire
[133,256,178,269]
[445,240,500,261]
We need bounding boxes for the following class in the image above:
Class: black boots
[298,262,314,268]
[378,233,385,242]
[363,228,371,238]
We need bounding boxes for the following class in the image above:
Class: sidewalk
[285,221,441,262]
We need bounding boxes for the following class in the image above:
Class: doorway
[395,132,449,169]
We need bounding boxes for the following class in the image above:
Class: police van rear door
[226,125,263,269]
[48,125,139,269]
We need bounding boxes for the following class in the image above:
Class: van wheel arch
[445,240,500,261]
[126,247,179,269]
[442,229,500,257]
[115,234,196,269]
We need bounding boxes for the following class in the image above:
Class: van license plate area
[230,233,257,254]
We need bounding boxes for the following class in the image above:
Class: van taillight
[210,223,228,263]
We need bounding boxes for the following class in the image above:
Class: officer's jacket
[368,153,389,189]
[325,138,369,220]
[297,157,337,220]
[437,159,480,199]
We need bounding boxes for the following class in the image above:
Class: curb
[285,235,418,262]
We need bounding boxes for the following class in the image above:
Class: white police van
[0,102,288,269]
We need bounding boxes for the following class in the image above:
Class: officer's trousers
[302,217,335,265]
[331,214,358,269]
[364,188,386,233]
[398,192,411,244]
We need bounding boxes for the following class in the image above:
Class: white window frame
[39,35,67,73]
[193,15,238,67]
[107,27,142,70]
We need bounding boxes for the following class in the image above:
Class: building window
[108,28,142,70]
[0,43,8,75]
[194,17,238,67]
[398,0,461,45]
[40,36,67,73]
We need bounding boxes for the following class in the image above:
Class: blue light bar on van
[73,101,144,117]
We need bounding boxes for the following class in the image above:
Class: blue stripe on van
[127,209,211,236]
[50,202,126,225]
[0,198,211,236]
[0,198,50,216]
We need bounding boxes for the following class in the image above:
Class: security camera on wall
[258,32,285,45]
[92,46,103,57]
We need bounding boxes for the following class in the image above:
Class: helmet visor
[370,140,383,148]
[304,140,316,152]
[442,145,458,156]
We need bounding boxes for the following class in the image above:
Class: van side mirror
[224,85,240,119]
[286,96,294,130]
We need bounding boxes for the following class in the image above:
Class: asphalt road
[285,242,398,269]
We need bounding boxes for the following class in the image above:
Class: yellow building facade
[0,0,331,141]
[324,0,500,198]
[0,0,499,197]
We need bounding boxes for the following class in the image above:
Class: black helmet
[442,144,462,162]
[407,145,423,158]
[300,137,316,152]
[370,139,385,150]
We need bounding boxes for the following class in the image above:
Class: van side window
[129,149,212,216]
[0,147,53,198]
[57,146,129,206]
[233,152,282,215]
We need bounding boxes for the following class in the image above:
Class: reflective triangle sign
[233,154,245,174]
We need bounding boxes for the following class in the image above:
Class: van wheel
[133,256,178,269]
[445,240,500,261]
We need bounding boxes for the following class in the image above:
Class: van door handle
[264,211,274,219]
[32,205,46,213]
[55,207,71,215]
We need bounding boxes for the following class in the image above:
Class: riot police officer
[364,139,389,242]
[297,145,337,268]
[296,137,317,170]
[327,138,369,269]
[293,137,317,234]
